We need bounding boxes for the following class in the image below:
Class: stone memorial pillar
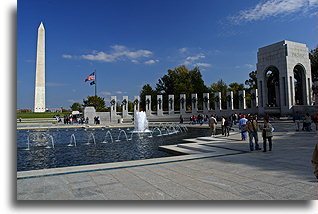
[226,91,234,110]
[145,95,152,116]
[214,92,222,112]
[238,90,246,110]
[250,89,258,108]
[133,96,140,112]
[110,96,117,122]
[84,106,96,125]
[191,93,198,114]
[168,95,174,115]
[180,94,186,115]
[203,93,210,114]
[122,96,129,118]
[157,95,163,116]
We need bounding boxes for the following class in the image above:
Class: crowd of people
[62,115,88,124]
[293,111,317,131]
[183,112,278,153]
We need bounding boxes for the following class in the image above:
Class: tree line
[70,47,317,112]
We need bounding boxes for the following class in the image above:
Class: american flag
[84,72,95,82]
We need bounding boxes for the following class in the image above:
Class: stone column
[203,93,210,114]
[214,92,222,111]
[168,95,174,115]
[133,96,140,112]
[122,96,129,118]
[145,95,151,116]
[226,91,234,110]
[110,96,117,122]
[157,95,163,116]
[180,94,186,115]
[84,106,96,125]
[191,94,198,114]
[238,90,246,110]
[250,89,258,108]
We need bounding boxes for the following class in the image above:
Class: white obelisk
[34,22,46,112]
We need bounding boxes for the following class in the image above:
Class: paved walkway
[17,122,317,200]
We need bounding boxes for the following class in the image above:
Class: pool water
[17,127,211,171]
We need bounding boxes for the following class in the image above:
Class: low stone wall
[291,105,318,116]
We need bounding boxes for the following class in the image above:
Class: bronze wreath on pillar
[157,98,162,110]
[215,96,220,103]
[180,97,185,109]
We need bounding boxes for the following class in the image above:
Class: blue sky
[17,0,317,109]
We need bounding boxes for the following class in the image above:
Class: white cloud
[115,91,127,94]
[179,47,188,53]
[229,0,317,24]
[183,53,210,68]
[235,64,255,69]
[144,59,159,64]
[67,45,153,63]
[131,59,139,64]
[101,91,112,96]
[62,54,73,59]
[195,63,212,68]
[82,51,116,62]
[185,53,205,62]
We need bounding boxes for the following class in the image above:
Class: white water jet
[68,134,77,147]
[102,131,114,143]
[116,130,129,142]
[85,133,96,146]
[134,111,150,132]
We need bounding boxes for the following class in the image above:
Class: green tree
[309,47,317,81]
[245,70,257,89]
[83,95,107,112]
[228,82,245,109]
[139,84,157,111]
[70,102,83,112]
[209,79,228,109]
[155,65,208,110]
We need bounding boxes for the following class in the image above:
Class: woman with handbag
[262,118,273,152]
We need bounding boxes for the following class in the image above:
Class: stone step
[177,143,216,153]
[158,145,200,155]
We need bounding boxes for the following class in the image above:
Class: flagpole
[94,69,97,97]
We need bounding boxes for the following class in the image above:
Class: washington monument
[34,22,46,112]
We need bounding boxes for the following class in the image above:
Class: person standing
[209,114,217,137]
[179,115,184,124]
[224,117,230,137]
[246,115,261,151]
[221,116,226,135]
[313,113,318,131]
[262,118,273,152]
[311,144,318,179]
[304,113,311,131]
[238,115,248,140]
[293,111,301,131]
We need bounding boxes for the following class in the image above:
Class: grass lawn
[17,112,70,119]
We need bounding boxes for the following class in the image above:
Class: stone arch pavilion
[257,40,312,116]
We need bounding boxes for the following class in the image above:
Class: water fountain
[26,132,55,150]
[102,131,114,143]
[68,134,77,147]
[134,111,150,132]
[17,114,195,172]
[85,132,96,145]
[115,130,129,142]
